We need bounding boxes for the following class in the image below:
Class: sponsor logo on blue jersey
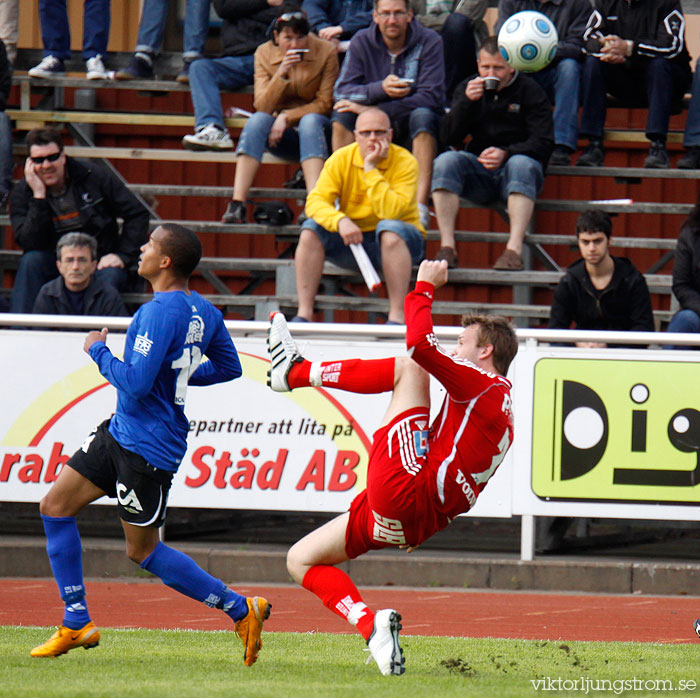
[133,331,154,357]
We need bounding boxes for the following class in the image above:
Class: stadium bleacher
[1,48,696,329]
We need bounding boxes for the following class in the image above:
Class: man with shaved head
[293,107,425,324]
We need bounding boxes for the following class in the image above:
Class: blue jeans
[135,0,210,60]
[331,106,440,145]
[11,250,128,314]
[189,55,255,131]
[532,58,581,151]
[580,55,691,140]
[684,60,700,147]
[664,309,700,349]
[0,111,12,194]
[38,0,110,60]
[431,151,544,202]
[236,112,331,162]
[301,219,425,270]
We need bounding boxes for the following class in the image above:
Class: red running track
[3,579,699,644]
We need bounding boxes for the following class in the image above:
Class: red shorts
[345,407,443,559]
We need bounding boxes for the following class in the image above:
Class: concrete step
[1,535,698,595]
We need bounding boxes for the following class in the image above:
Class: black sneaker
[694,619,700,638]
[221,200,247,224]
[644,140,669,169]
[677,146,700,170]
[549,145,572,166]
[576,139,604,167]
[115,52,154,80]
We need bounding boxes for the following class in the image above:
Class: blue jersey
[89,290,242,471]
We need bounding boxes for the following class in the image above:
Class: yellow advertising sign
[532,358,700,505]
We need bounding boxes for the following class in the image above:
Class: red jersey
[405,281,514,524]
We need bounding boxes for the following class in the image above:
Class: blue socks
[41,514,91,630]
[141,541,248,622]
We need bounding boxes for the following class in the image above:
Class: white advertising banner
[0,329,512,517]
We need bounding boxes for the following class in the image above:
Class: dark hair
[57,232,97,261]
[480,36,501,57]
[158,223,202,278]
[26,127,63,151]
[373,0,409,10]
[461,313,518,376]
[274,11,310,36]
[575,209,612,238]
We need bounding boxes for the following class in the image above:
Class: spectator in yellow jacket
[294,107,425,324]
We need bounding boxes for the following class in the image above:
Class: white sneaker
[28,55,66,78]
[86,54,108,79]
[367,609,405,676]
[182,124,234,151]
[418,203,430,229]
[267,312,303,392]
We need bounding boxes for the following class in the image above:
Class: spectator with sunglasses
[9,128,149,314]
[183,0,302,151]
[221,12,338,223]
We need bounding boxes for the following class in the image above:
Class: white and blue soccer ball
[497,10,558,73]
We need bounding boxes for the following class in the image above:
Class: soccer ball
[497,11,558,73]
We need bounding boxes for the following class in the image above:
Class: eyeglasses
[30,150,62,165]
[355,129,390,137]
[276,11,305,24]
[375,10,408,19]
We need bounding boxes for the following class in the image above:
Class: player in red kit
[266,259,518,676]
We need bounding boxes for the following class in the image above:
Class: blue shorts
[301,218,425,270]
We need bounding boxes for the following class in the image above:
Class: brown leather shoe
[434,246,458,268]
[493,249,524,271]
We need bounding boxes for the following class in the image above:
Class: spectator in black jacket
[495,0,592,166]
[10,128,150,314]
[182,0,301,151]
[666,192,700,344]
[0,39,11,212]
[34,233,129,317]
[577,0,691,169]
[548,210,655,346]
[431,37,553,269]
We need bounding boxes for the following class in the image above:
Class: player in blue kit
[30,223,271,665]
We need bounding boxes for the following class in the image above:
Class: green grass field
[2,627,699,698]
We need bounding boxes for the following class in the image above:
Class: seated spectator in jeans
[28,0,110,79]
[294,108,425,323]
[115,0,211,83]
[34,233,129,317]
[221,13,338,223]
[411,0,487,102]
[577,0,691,169]
[302,0,373,52]
[182,0,301,151]
[666,192,700,344]
[496,0,592,166]
[548,210,654,346]
[0,39,11,213]
[331,0,445,229]
[10,128,149,314]
[431,37,553,270]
